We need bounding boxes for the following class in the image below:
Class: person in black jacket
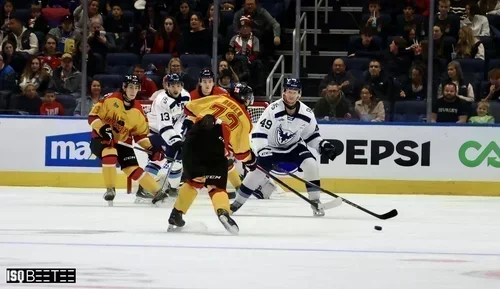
[178,12,212,56]
[348,27,382,57]
[399,65,427,101]
[314,82,355,120]
[318,58,356,101]
[363,59,393,102]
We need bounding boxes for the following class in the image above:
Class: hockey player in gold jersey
[88,75,171,205]
[167,83,257,234]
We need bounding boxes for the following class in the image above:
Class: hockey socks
[210,188,230,213]
[145,161,162,177]
[123,166,161,195]
[174,182,199,214]
[228,165,242,189]
[234,184,253,205]
[167,161,183,189]
[101,148,118,188]
[306,180,321,200]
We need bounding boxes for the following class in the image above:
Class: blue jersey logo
[276,124,297,145]
[45,132,100,167]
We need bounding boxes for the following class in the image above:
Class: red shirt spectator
[40,90,65,115]
[151,16,180,56]
[133,65,158,99]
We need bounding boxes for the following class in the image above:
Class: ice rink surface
[0,186,499,289]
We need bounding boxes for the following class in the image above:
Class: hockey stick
[117,141,177,162]
[256,165,341,211]
[272,165,398,220]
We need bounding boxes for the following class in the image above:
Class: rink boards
[0,116,499,196]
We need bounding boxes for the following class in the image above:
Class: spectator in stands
[151,16,180,56]
[364,0,389,38]
[127,24,153,55]
[412,0,431,17]
[363,59,393,102]
[133,64,157,100]
[140,2,162,36]
[224,48,249,83]
[40,89,64,116]
[74,79,102,116]
[4,15,39,56]
[318,58,356,101]
[484,68,500,101]
[436,0,460,39]
[178,12,212,56]
[29,4,49,35]
[217,69,235,91]
[432,25,453,60]
[104,4,130,34]
[1,40,26,75]
[87,21,115,57]
[233,0,281,59]
[72,40,102,79]
[348,27,381,57]
[455,26,485,60]
[0,54,15,92]
[218,60,239,82]
[0,0,14,32]
[469,100,495,123]
[314,82,354,120]
[19,56,50,94]
[399,65,427,101]
[397,2,423,37]
[355,85,385,122]
[463,2,490,36]
[16,83,42,115]
[385,37,412,80]
[479,0,500,15]
[50,53,82,98]
[38,35,62,75]
[48,15,77,53]
[450,0,467,19]
[166,57,196,92]
[431,82,468,122]
[74,0,103,36]
[176,0,193,33]
[437,61,475,102]
[205,3,218,29]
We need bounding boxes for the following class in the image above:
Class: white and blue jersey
[251,99,323,154]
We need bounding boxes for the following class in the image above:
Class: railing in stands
[314,0,328,46]
[266,54,285,102]
[292,12,307,76]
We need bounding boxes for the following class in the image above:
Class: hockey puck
[374,226,382,231]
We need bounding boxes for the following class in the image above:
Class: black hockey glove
[243,151,257,171]
[319,140,337,161]
[182,118,194,132]
[99,124,114,145]
[169,138,183,155]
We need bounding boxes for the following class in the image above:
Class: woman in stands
[18,56,51,94]
[176,0,193,33]
[74,0,102,35]
[0,0,14,31]
[166,57,196,92]
[151,16,180,56]
[478,0,500,15]
[355,85,385,122]
[463,2,490,36]
[140,2,162,36]
[127,24,154,56]
[1,40,26,75]
[74,79,103,116]
[399,65,427,101]
[455,26,485,60]
[178,12,212,56]
[437,61,475,102]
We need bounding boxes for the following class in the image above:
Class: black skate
[103,187,116,207]
[217,209,239,235]
[167,208,185,232]
[134,185,153,204]
[151,189,168,205]
[229,200,243,215]
[310,200,325,217]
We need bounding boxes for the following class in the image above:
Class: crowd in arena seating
[0,0,282,116]
[315,0,500,123]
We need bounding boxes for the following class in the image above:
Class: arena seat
[180,54,211,69]
[142,54,173,68]
[342,57,371,71]
[93,74,124,94]
[106,53,139,75]
[393,101,426,122]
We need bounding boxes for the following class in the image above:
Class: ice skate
[103,187,116,207]
[229,200,243,215]
[167,208,185,232]
[134,185,153,204]
[310,200,325,217]
[217,209,239,235]
[152,189,168,205]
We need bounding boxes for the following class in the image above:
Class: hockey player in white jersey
[230,78,337,216]
[136,73,190,201]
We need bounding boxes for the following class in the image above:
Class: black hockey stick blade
[272,165,398,220]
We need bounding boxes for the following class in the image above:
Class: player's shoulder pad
[100,92,121,103]
[299,100,315,116]
[215,86,229,95]
[268,99,283,111]
[133,100,147,115]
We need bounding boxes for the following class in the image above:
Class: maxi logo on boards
[458,141,500,168]
[45,132,100,167]
[320,139,431,167]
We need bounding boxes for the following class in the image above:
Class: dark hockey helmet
[232,83,254,106]
[283,78,302,92]
[165,73,183,84]
[123,75,141,87]
[199,69,215,82]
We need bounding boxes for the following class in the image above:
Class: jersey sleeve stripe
[252,133,267,139]
[274,110,286,118]
[296,114,311,123]
[304,132,321,143]
[159,125,174,135]
[88,115,99,125]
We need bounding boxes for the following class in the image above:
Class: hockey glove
[168,138,183,155]
[319,140,337,161]
[148,145,165,162]
[243,151,257,171]
[99,124,114,145]
[257,148,273,159]
[182,118,194,132]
